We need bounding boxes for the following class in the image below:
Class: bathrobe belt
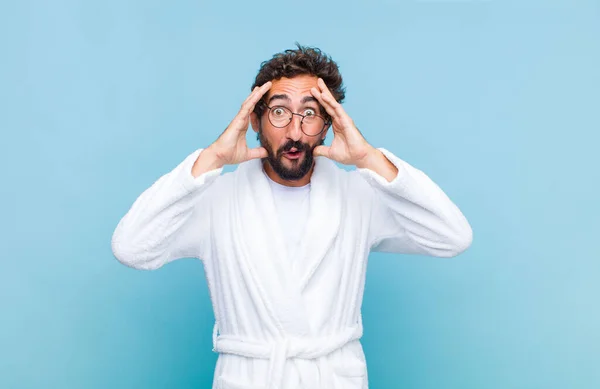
[213,322,363,389]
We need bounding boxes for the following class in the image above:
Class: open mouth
[283,148,304,160]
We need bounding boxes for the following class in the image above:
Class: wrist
[191,147,225,178]
[354,146,380,169]
[356,147,399,182]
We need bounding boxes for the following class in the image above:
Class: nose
[285,114,303,141]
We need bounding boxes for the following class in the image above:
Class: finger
[226,115,250,136]
[241,81,272,116]
[313,145,330,158]
[251,81,273,106]
[247,146,268,160]
[317,78,346,118]
[317,78,330,93]
[239,87,261,113]
[310,87,337,119]
[246,82,270,103]
[239,84,267,116]
[317,78,337,103]
[242,86,259,106]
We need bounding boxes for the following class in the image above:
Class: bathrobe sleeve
[111,148,223,270]
[358,148,473,257]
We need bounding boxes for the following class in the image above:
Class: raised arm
[112,81,274,270]
[359,148,473,257]
[308,77,472,258]
[111,149,223,270]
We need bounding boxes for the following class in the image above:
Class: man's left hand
[311,78,399,182]
[310,78,377,166]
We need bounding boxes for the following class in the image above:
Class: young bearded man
[112,44,473,389]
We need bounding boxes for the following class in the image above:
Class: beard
[258,130,325,181]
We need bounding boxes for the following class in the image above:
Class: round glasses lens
[269,106,292,127]
[301,116,325,136]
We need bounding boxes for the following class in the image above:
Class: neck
[262,161,314,187]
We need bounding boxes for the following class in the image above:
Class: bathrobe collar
[233,156,342,337]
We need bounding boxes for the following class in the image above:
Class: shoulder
[207,158,257,193]
[318,157,374,197]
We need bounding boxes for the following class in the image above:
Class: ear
[321,123,331,140]
[250,112,260,134]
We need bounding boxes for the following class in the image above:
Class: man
[111,45,473,389]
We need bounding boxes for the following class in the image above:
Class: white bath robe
[111,148,472,389]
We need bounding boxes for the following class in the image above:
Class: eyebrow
[267,94,319,105]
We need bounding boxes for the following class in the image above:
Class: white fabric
[264,172,311,265]
[111,148,473,389]
[214,315,363,389]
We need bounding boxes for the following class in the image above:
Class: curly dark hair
[251,43,345,123]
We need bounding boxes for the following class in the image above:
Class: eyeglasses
[264,104,330,137]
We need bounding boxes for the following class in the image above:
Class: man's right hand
[192,81,272,177]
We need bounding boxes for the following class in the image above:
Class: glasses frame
[263,103,331,137]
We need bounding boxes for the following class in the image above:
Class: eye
[303,108,316,117]
[273,107,286,116]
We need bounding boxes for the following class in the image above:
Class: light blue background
[1,1,598,388]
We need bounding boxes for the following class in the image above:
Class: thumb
[313,145,330,158]
[247,146,268,161]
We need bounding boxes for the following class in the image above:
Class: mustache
[277,140,310,156]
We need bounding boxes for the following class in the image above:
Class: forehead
[266,75,319,101]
